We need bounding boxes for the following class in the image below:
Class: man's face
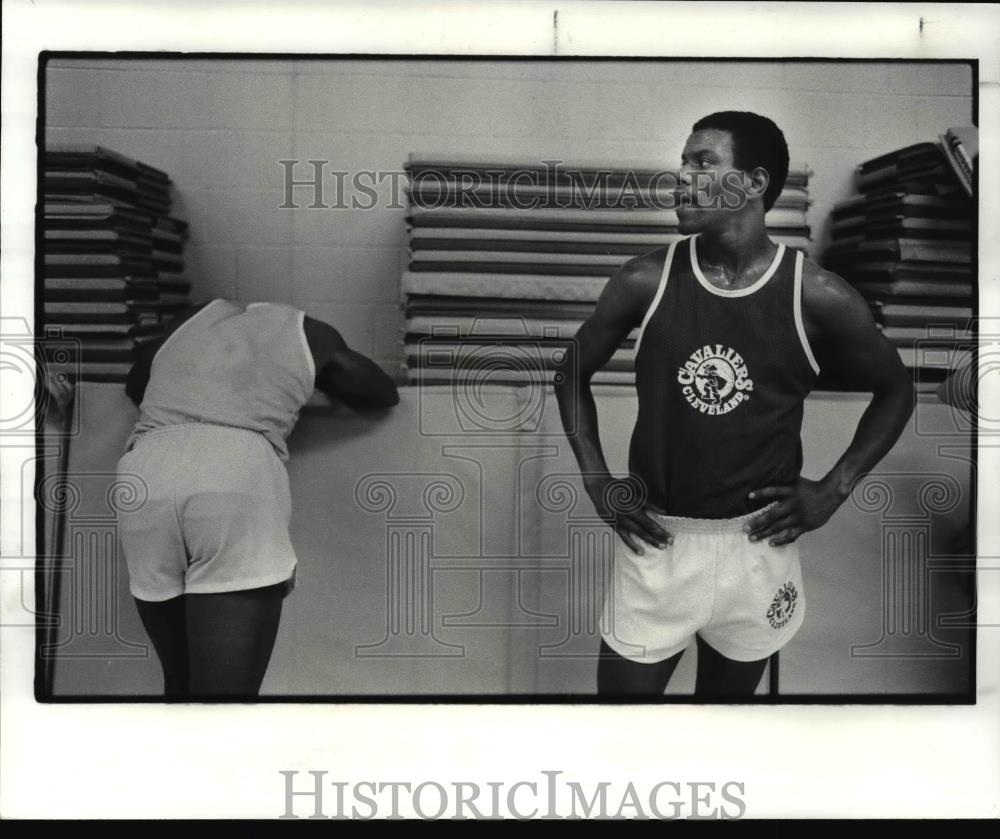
[674,128,753,233]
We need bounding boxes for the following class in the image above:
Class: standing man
[119,299,399,698]
[554,111,915,697]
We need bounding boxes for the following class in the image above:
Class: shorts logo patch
[767,581,798,629]
[676,344,754,415]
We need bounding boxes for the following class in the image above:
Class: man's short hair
[692,111,790,212]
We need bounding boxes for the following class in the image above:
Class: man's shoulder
[797,251,876,338]
[613,246,670,295]
[798,253,862,311]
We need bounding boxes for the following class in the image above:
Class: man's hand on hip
[744,478,844,546]
[585,474,673,556]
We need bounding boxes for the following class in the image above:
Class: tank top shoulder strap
[792,249,821,375]
[634,238,681,356]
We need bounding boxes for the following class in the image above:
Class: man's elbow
[876,367,916,418]
[372,367,400,408]
[358,376,400,411]
[552,352,591,398]
[552,372,582,411]
[381,383,401,408]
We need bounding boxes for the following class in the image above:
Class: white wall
[45,59,974,370]
[49,385,973,698]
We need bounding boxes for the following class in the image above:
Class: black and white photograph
[2,0,999,821]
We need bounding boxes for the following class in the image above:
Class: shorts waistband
[654,503,776,535]
[128,422,269,449]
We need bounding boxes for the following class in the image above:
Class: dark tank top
[628,234,820,518]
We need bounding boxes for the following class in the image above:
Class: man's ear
[748,166,770,203]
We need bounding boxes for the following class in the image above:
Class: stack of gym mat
[41,145,191,382]
[402,157,812,386]
[822,137,975,392]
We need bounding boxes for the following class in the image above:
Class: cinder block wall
[45,59,974,370]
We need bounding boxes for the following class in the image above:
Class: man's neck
[695,215,776,289]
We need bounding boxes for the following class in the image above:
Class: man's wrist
[820,468,854,506]
[582,472,614,494]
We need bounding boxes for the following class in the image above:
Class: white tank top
[127,299,316,461]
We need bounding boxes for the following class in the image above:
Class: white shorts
[601,508,806,664]
[116,423,298,602]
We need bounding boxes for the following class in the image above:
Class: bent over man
[119,299,399,698]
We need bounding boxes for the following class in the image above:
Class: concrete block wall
[45,58,974,370]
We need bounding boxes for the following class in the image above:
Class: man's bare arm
[553,250,671,555]
[747,265,915,545]
[304,316,399,410]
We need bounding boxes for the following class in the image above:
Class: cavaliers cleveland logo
[767,581,798,629]
[676,344,754,415]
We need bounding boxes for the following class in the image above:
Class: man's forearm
[317,350,400,409]
[553,375,613,487]
[822,381,916,503]
[554,373,671,551]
